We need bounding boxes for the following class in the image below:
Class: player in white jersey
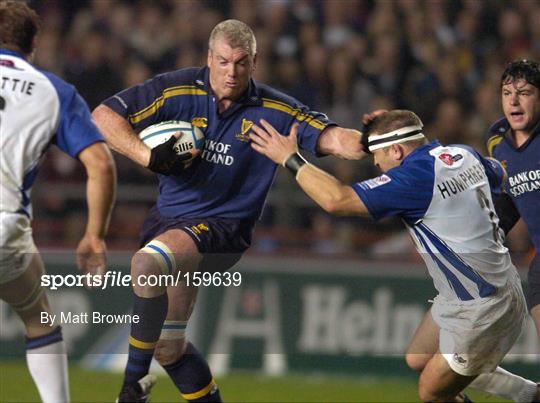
[0,2,116,402]
[249,109,539,402]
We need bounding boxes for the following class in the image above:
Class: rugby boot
[116,374,157,403]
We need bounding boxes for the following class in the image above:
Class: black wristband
[283,152,307,176]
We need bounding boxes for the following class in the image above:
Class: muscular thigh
[0,212,37,284]
[0,253,46,305]
[0,254,54,337]
[406,308,440,371]
[419,352,476,401]
[154,229,203,274]
[139,208,252,274]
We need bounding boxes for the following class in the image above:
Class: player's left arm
[250,119,368,215]
[315,109,387,159]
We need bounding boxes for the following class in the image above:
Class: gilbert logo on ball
[139,120,205,161]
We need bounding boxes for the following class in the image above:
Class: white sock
[469,366,537,402]
[26,339,69,403]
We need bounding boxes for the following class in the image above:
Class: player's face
[501,79,540,134]
[208,37,256,102]
[372,147,399,172]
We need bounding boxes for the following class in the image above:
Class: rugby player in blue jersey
[0,2,116,402]
[487,60,540,337]
[250,110,539,402]
[93,19,363,402]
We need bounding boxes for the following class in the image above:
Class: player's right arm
[92,105,151,167]
[92,73,189,175]
[249,120,367,214]
[251,119,433,222]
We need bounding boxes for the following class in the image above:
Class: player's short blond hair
[209,19,257,58]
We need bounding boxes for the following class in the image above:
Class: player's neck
[512,130,530,148]
[216,98,233,114]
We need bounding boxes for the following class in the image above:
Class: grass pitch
[0,361,509,402]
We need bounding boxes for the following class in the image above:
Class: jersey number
[0,96,4,125]
[476,188,504,245]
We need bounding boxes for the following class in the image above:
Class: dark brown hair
[501,59,540,90]
[0,1,40,55]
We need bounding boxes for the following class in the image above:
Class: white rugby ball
[139,120,205,160]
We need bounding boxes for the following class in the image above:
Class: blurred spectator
[64,30,121,109]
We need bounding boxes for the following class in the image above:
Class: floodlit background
[1,0,539,402]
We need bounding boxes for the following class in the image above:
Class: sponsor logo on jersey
[439,153,462,166]
[201,140,234,166]
[360,174,392,190]
[439,153,454,166]
[508,169,540,197]
[235,118,253,142]
[191,117,208,128]
[0,59,22,70]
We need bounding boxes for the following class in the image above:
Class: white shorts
[0,212,37,284]
[432,270,527,376]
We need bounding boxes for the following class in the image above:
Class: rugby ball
[139,120,205,160]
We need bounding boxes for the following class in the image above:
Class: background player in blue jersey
[250,110,539,402]
[0,2,116,402]
[487,59,540,337]
[92,19,363,402]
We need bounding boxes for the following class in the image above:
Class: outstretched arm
[77,142,116,284]
[315,109,387,159]
[251,119,368,216]
[316,126,365,160]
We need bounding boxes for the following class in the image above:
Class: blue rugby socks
[123,293,168,386]
[162,342,222,402]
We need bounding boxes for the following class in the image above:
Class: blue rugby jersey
[103,66,335,220]
[0,49,104,218]
[353,141,512,301]
[487,118,540,251]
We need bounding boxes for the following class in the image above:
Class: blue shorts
[527,253,540,310]
[139,205,254,272]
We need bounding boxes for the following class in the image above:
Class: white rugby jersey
[0,49,103,218]
[354,140,512,301]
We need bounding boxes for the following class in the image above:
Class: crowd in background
[29,0,538,260]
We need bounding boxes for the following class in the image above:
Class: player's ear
[207,49,213,67]
[391,144,404,161]
[252,53,257,72]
